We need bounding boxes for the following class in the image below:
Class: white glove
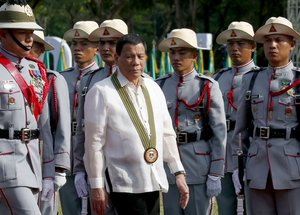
[74,172,89,198]
[54,172,67,191]
[41,179,54,201]
[232,169,242,195]
[206,175,221,197]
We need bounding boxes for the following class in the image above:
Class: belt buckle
[226,120,230,131]
[259,127,270,139]
[294,95,300,105]
[177,132,187,144]
[245,90,252,100]
[21,128,31,142]
[72,121,77,135]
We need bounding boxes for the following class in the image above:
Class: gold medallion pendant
[144,147,158,164]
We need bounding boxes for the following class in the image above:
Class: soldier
[213,21,256,215]
[232,17,300,214]
[73,19,128,214]
[60,21,100,215]
[156,28,227,215]
[0,1,54,214]
[30,30,71,215]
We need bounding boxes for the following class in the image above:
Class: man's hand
[91,188,109,215]
[175,174,189,209]
[74,172,89,198]
[206,175,221,197]
[41,179,54,201]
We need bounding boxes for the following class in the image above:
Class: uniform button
[26,121,30,125]
[267,143,272,148]
[297,152,300,156]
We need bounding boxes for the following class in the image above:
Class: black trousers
[110,191,160,215]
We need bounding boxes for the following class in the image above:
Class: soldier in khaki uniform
[213,21,256,215]
[232,17,300,214]
[0,1,53,214]
[30,30,71,215]
[60,21,100,215]
[156,28,227,215]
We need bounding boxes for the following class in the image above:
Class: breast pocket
[251,95,264,119]
[0,87,22,110]
[284,143,300,180]
[0,140,17,182]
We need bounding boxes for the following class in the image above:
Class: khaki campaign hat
[216,21,254,44]
[33,30,54,51]
[89,19,128,40]
[158,28,202,52]
[63,21,99,42]
[254,16,300,43]
[0,0,42,30]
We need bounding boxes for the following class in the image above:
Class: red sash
[0,53,49,120]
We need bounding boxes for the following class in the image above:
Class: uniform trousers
[163,183,210,215]
[0,186,41,215]
[110,191,159,215]
[59,175,82,215]
[249,174,300,215]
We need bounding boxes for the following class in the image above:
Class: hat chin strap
[8,30,30,52]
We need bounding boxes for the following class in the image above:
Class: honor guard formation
[0,0,300,215]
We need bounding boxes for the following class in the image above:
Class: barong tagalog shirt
[83,70,184,193]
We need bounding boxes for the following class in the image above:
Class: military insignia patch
[24,5,33,17]
[103,28,110,36]
[269,25,277,33]
[230,30,237,37]
[74,30,80,37]
[170,38,177,46]
[29,64,35,69]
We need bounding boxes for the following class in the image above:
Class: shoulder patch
[155,73,172,82]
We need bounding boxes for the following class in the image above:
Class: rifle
[236,133,245,215]
[81,196,88,215]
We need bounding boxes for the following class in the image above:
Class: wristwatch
[174,170,186,176]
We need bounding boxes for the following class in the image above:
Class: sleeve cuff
[88,177,105,189]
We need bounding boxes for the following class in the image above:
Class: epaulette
[60,67,75,73]
[215,67,231,75]
[47,69,60,77]
[196,73,214,83]
[244,66,265,76]
[155,73,172,82]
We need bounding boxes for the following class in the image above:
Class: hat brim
[89,27,125,40]
[63,29,92,41]
[0,22,43,30]
[254,23,300,43]
[216,29,254,44]
[33,35,54,51]
[158,37,201,52]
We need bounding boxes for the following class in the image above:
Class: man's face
[30,41,45,58]
[0,29,34,57]
[71,38,99,68]
[263,34,295,67]
[99,37,118,66]
[226,39,255,66]
[116,43,146,83]
[169,47,197,75]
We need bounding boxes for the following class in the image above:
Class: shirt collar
[116,68,144,88]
